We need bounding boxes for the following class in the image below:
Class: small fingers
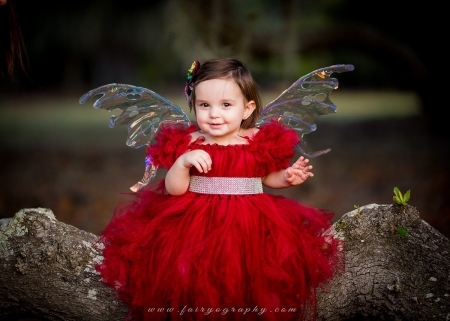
[294,165,314,180]
[293,156,305,167]
[195,156,212,173]
[292,156,310,169]
[183,150,212,173]
[304,172,314,179]
[303,165,314,177]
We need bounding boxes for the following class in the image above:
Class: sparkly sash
[189,176,263,195]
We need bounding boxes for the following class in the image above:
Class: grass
[0,90,422,148]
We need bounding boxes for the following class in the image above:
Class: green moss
[335,217,347,233]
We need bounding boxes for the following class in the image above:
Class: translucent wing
[79,83,191,148]
[79,83,191,191]
[256,64,354,157]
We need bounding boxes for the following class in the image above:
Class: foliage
[396,227,408,237]
[353,204,361,218]
[393,187,410,206]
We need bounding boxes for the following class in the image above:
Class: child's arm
[262,156,313,189]
[165,150,212,195]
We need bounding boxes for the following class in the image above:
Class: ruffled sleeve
[146,123,198,169]
[250,121,300,174]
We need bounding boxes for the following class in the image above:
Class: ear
[243,100,256,120]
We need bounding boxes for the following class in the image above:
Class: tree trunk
[1,205,449,320]
[0,208,128,321]
[317,204,450,321]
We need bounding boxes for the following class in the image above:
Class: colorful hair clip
[184,60,201,110]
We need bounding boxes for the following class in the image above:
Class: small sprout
[397,227,408,237]
[354,204,361,218]
[393,187,410,205]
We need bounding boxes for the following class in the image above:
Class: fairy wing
[79,83,191,148]
[256,64,354,157]
[79,83,191,191]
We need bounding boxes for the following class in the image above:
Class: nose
[209,106,220,118]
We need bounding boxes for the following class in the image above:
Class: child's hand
[284,156,314,186]
[179,150,212,173]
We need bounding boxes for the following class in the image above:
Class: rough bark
[0,208,128,321]
[0,205,449,320]
[317,204,450,321]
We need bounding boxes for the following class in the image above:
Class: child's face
[194,78,255,143]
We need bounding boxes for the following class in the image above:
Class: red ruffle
[147,121,300,177]
[146,123,198,169]
[248,121,300,174]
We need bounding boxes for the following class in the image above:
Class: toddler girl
[97,58,342,321]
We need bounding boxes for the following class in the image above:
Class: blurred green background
[1,0,449,238]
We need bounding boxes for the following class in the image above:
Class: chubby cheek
[195,110,209,128]
[195,109,205,121]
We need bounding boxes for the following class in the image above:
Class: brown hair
[189,58,262,129]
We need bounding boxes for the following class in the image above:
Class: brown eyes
[198,103,232,108]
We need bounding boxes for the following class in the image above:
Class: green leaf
[404,190,411,203]
[397,227,408,237]
[393,187,411,205]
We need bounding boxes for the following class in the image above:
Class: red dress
[96,121,342,321]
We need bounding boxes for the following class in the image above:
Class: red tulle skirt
[96,180,342,321]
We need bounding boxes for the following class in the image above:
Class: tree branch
[0,208,128,321]
[317,204,450,321]
[1,205,448,320]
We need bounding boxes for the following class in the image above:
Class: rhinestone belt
[189,176,263,195]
